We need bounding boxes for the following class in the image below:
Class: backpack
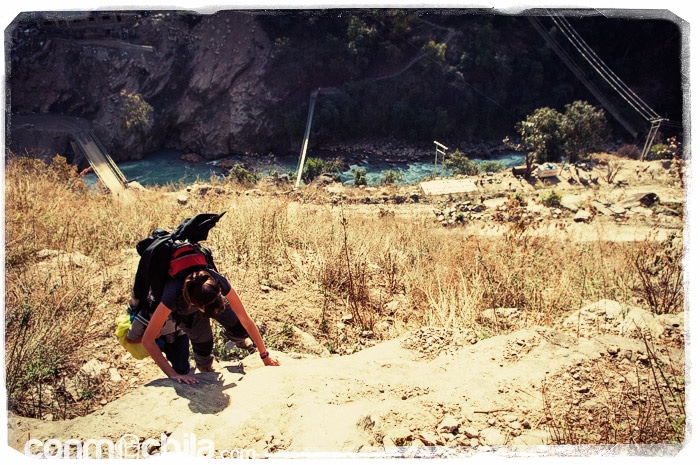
[130,212,226,315]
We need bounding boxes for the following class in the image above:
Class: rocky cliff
[7,11,296,161]
[5,9,685,163]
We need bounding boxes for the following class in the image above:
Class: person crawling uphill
[123,212,279,384]
[141,268,280,384]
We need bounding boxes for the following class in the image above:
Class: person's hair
[183,270,223,317]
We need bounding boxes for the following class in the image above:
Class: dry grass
[4,153,685,441]
[542,333,685,444]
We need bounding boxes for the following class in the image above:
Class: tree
[444,149,479,176]
[515,106,564,164]
[346,15,377,69]
[301,157,343,184]
[119,89,154,134]
[503,135,536,178]
[508,101,609,173]
[560,101,608,163]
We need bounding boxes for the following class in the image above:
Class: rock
[479,307,521,328]
[79,359,110,379]
[384,300,400,313]
[619,306,665,338]
[437,415,461,433]
[510,429,550,446]
[573,209,592,223]
[176,194,189,205]
[608,204,627,216]
[384,426,413,446]
[292,326,331,357]
[639,192,659,207]
[630,206,653,216]
[127,181,146,190]
[36,250,98,270]
[607,345,620,355]
[417,431,441,446]
[559,195,581,212]
[180,153,202,163]
[479,427,505,445]
[562,299,665,339]
[109,368,123,383]
[590,200,612,215]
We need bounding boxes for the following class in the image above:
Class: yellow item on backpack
[115,313,150,360]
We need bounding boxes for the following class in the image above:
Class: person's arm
[143,303,199,383]
[225,288,280,366]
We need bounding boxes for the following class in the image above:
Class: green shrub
[480,161,505,173]
[302,157,342,184]
[120,89,154,134]
[445,149,479,176]
[381,169,403,185]
[227,164,259,185]
[353,167,367,186]
[539,190,562,207]
[512,191,527,206]
[649,143,672,160]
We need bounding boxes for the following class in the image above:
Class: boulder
[573,209,592,223]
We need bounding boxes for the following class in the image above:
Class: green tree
[346,15,377,69]
[515,106,564,164]
[560,101,608,163]
[539,190,562,207]
[119,89,154,134]
[421,40,447,70]
[445,149,480,176]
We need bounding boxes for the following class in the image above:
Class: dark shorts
[172,302,248,367]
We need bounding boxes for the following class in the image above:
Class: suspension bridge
[529,12,675,160]
[294,12,677,183]
[10,114,129,196]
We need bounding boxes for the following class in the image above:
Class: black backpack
[131,212,226,315]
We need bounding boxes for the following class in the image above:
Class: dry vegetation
[4,152,685,445]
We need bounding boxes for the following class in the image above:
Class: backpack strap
[168,243,210,277]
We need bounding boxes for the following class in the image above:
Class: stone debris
[400,326,479,359]
[561,299,675,341]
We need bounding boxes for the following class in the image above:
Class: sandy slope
[7,312,685,459]
[5,155,689,460]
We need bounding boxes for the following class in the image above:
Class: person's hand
[170,373,199,384]
[263,355,280,366]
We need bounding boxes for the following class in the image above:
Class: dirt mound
[7,301,685,459]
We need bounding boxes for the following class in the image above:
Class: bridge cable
[548,11,662,122]
[528,15,639,137]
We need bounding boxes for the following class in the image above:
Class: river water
[83,149,525,188]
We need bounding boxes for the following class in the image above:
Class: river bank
[83,139,524,188]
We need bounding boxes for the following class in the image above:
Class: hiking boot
[222,326,263,354]
[196,364,215,373]
[224,337,256,353]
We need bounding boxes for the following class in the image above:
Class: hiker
[141,268,280,384]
